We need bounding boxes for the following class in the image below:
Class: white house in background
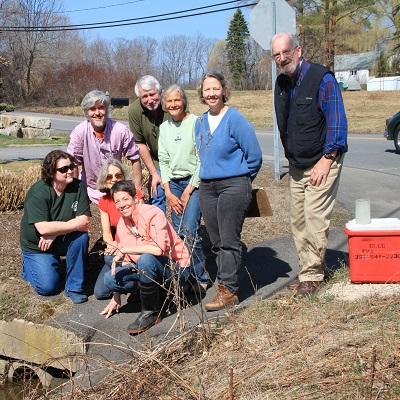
[334,51,378,85]
[367,76,400,91]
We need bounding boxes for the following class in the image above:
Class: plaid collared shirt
[290,59,348,154]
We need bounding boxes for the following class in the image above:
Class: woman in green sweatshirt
[158,85,209,293]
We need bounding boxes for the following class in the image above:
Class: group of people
[19,31,348,335]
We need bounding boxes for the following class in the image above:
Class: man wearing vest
[271,32,348,296]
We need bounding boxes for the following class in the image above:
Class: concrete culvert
[0,319,86,388]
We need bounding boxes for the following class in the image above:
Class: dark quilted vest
[274,63,333,168]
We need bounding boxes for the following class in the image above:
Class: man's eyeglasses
[56,163,76,173]
[106,172,124,181]
[272,47,297,61]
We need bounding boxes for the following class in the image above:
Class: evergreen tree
[226,9,249,89]
[376,51,389,77]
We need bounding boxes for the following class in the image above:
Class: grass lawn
[0,133,69,148]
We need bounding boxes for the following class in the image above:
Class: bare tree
[244,38,269,89]
[158,35,191,86]
[186,34,213,87]
[207,40,229,77]
[111,36,157,95]
[3,0,64,100]
[85,38,113,68]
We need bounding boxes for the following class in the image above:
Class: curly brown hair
[41,150,76,186]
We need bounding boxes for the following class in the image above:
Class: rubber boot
[127,281,161,335]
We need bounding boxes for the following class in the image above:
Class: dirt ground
[0,166,350,322]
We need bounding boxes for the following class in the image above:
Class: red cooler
[345,218,400,283]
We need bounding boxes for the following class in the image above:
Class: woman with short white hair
[158,84,209,293]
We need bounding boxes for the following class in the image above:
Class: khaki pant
[289,154,344,282]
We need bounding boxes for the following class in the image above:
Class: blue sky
[61,0,252,43]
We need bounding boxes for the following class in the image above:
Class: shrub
[0,166,41,212]
[0,103,15,112]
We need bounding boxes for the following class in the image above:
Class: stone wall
[0,114,52,138]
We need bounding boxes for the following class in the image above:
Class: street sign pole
[271,1,281,181]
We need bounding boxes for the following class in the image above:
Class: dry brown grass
[41,289,400,399]
[25,90,398,133]
[0,165,41,212]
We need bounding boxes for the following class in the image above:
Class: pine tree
[376,51,389,77]
[226,9,249,89]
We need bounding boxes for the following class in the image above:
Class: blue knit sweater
[195,107,262,181]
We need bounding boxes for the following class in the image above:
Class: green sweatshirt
[158,113,200,187]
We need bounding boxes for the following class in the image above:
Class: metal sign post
[250,0,296,181]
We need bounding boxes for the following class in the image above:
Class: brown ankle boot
[205,284,239,311]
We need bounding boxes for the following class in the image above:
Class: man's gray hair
[271,32,299,49]
[134,75,162,97]
[96,158,131,192]
[81,90,110,118]
[161,84,188,111]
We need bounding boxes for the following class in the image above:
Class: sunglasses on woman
[56,163,77,173]
[106,172,124,181]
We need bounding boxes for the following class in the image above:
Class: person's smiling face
[202,77,225,110]
[106,165,124,189]
[272,34,302,78]
[113,191,135,218]
[87,101,107,132]
[53,157,75,187]
[165,90,186,121]
[138,86,161,111]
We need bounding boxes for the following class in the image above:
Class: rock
[1,124,23,138]
[0,319,86,373]
[0,114,24,127]
[23,116,51,129]
[21,127,50,139]
[0,129,10,136]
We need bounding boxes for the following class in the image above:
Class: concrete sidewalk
[53,228,349,386]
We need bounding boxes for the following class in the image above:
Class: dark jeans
[199,176,251,293]
[102,254,190,293]
[149,168,166,213]
[169,177,208,284]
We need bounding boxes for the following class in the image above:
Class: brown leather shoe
[295,281,322,296]
[205,284,239,311]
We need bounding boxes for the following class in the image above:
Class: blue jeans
[21,231,89,296]
[93,255,114,299]
[149,169,166,213]
[136,253,190,284]
[103,253,189,291]
[169,177,208,284]
[199,176,252,293]
[102,256,140,294]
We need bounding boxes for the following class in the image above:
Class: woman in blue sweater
[195,72,262,311]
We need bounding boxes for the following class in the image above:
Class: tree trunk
[324,0,337,71]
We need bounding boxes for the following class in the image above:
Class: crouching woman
[101,180,190,335]
[20,150,91,304]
